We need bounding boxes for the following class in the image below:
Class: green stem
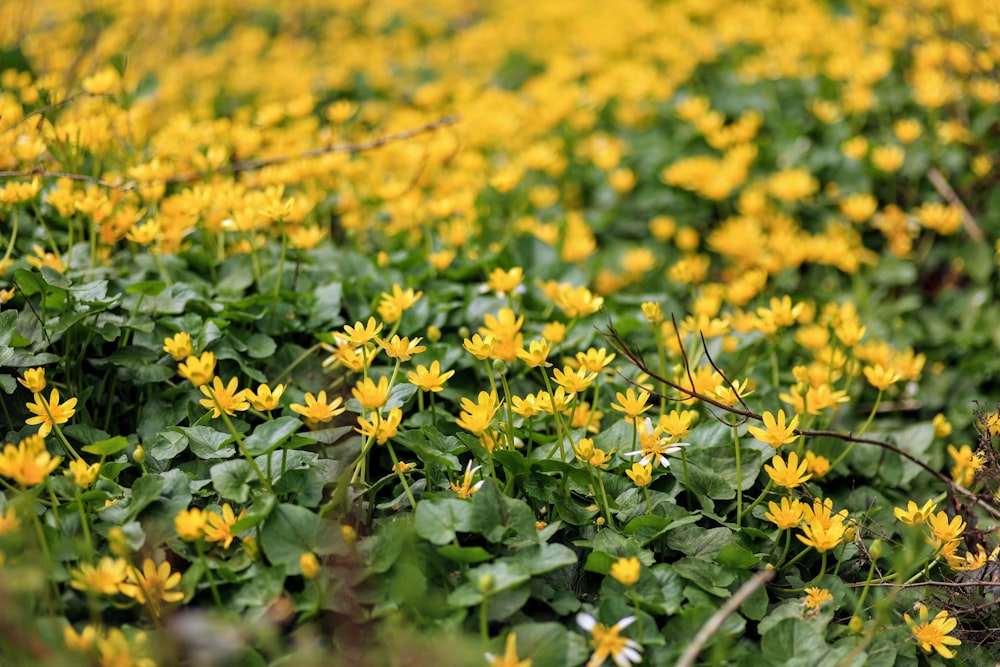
[743,480,774,518]
[196,540,223,609]
[780,544,814,572]
[828,390,882,471]
[497,369,516,451]
[595,471,614,528]
[218,410,274,494]
[540,370,569,462]
[385,441,417,508]
[733,424,743,528]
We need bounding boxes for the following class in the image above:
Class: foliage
[1,0,1000,665]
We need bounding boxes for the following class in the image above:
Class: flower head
[175,507,208,541]
[803,587,834,610]
[747,409,799,448]
[25,388,78,437]
[456,391,500,436]
[893,499,937,527]
[764,451,811,489]
[765,497,804,530]
[576,613,642,667]
[290,390,346,427]
[451,460,485,498]
[118,558,185,616]
[17,367,46,393]
[904,604,961,659]
[609,557,641,586]
[204,503,247,549]
[352,376,392,410]
[162,332,193,361]
[0,435,62,486]
[341,317,383,346]
[244,383,285,411]
[65,458,100,488]
[198,376,251,417]
[378,335,426,361]
[610,388,651,419]
[70,557,129,595]
[177,351,216,386]
[485,632,532,667]
[407,360,455,392]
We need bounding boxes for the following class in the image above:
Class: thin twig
[0,115,461,191]
[598,320,1000,521]
[927,166,986,242]
[675,568,774,667]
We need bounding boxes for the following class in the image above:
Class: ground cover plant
[1,0,1000,665]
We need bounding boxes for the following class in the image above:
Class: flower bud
[427,325,442,343]
[478,573,496,594]
[492,359,507,375]
[869,539,883,560]
[848,615,864,634]
[133,445,145,464]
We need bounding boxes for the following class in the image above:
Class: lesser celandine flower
[300,552,321,579]
[609,556,641,586]
[204,503,247,549]
[485,633,532,667]
[797,518,847,552]
[65,458,100,488]
[356,407,403,444]
[17,367,46,393]
[625,462,653,487]
[933,413,952,438]
[378,335,426,361]
[162,332,193,360]
[764,451,811,489]
[576,613,642,667]
[290,391,346,427]
[64,624,98,652]
[25,388,77,437]
[245,383,285,411]
[747,409,799,448]
[451,461,485,499]
[802,587,833,610]
[517,338,552,368]
[464,334,496,360]
[0,506,20,535]
[927,511,966,546]
[765,497,804,530]
[552,365,597,393]
[175,507,208,541]
[177,351,216,386]
[610,388,651,419]
[70,557,129,595]
[455,391,500,436]
[119,559,185,616]
[407,360,455,392]
[893,499,937,527]
[904,604,961,659]
[340,317,383,346]
[487,267,524,295]
[199,376,251,417]
[576,347,616,372]
[0,435,62,486]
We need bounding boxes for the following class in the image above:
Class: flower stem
[385,441,417,508]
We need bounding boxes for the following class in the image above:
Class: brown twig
[927,166,986,242]
[0,115,461,191]
[598,319,1000,521]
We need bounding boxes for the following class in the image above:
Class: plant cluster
[1,0,1000,665]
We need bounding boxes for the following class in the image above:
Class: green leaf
[413,498,475,545]
[470,479,538,544]
[670,557,733,597]
[761,618,828,662]
[125,474,165,522]
[509,542,578,575]
[211,460,257,503]
[715,542,759,569]
[244,333,276,359]
[308,282,343,329]
[0,310,17,345]
[82,436,131,457]
[176,426,235,459]
[125,280,167,296]
[104,346,174,384]
[242,416,302,456]
[436,544,495,564]
[260,503,336,573]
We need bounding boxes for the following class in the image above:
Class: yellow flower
[175,507,208,541]
[576,347,616,372]
[946,443,984,486]
[893,499,937,527]
[609,556,641,586]
[610,388,651,419]
[455,391,500,436]
[517,338,552,368]
[355,407,403,444]
[797,518,847,552]
[511,394,541,418]
[95,628,154,667]
[290,391,346,427]
[0,435,62,486]
[244,383,285,411]
[487,267,524,295]
[64,624,98,652]
[300,552,321,579]
[352,376,392,411]
[574,438,612,468]
[658,409,695,438]
[162,332,193,360]
[65,458,100,488]
[340,317,383,346]
[933,413,952,438]
[177,351,216,386]
[641,302,663,324]
[204,503,247,549]
[25,388,78,437]
[0,506,20,535]
[451,460,485,498]
[904,604,961,659]
[463,334,496,360]
[765,497,804,530]
[863,364,902,390]
[486,632,533,667]
[552,365,597,393]
[378,335,426,361]
[553,285,604,318]
[764,451,812,489]
[70,557,129,595]
[407,360,455,392]
[926,511,966,546]
[748,409,800,448]
[803,587,833,610]
[17,367,46,393]
[199,376,251,418]
[119,558,185,616]
[576,613,642,667]
[625,462,653,487]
